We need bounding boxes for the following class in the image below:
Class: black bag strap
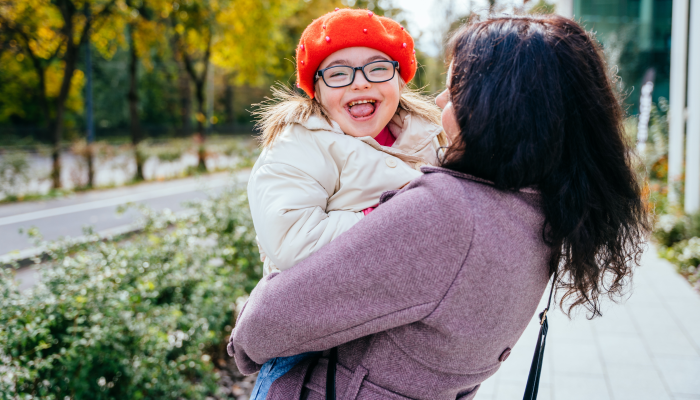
[326,346,338,400]
[522,273,557,400]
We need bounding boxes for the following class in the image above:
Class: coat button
[414,161,427,171]
[499,347,512,362]
[385,157,398,168]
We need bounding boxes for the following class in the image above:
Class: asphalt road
[0,170,250,257]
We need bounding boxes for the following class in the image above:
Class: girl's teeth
[349,100,375,107]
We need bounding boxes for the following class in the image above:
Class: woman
[228,15,650,400]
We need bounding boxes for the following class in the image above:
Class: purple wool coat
[228,166,552,400]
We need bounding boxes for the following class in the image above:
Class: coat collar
[387,109,443,154]
[421,166,539,194]
[299,115,344,135]
[298,111,442,158]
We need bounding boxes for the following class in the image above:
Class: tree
[167,0,214,171]
[0,0,119,189]
[123,0,166,181]
[165,0,301,171]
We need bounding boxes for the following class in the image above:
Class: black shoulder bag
[522,273,557,400]
[324,275,558,400]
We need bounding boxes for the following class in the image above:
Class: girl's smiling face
[314,47,401,138]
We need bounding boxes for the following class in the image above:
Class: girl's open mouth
[345,99,379,120]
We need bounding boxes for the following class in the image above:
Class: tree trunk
[173,49,192,136]
[51,51,79,189]
[127,24,145,181]
[50,0,81,189]
[224,81,235,126]
[194,78,207,172]
[175,28,211,173]
[18,37,55,176]
[28,53,52,143]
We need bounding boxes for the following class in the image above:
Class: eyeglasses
[315,61,399,88]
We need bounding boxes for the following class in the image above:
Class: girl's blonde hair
[252,83,445,148]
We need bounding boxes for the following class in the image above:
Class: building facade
[558,0,700,213]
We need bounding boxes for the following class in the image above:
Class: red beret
[296,8,417,98]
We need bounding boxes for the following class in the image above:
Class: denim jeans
[251,352,319,400]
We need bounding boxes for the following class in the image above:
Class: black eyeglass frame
[315,60,400,88]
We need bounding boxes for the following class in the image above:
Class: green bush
[0,153,32,199]
[658,238,700,288]
[652,211,700,248]
[0,183,262,399]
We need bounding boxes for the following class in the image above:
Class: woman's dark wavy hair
[442,15,651,318]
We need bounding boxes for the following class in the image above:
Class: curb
[1,222,143,269]
[1,209,196,269]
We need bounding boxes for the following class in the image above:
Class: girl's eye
[329,72,348,78]
[370,67,388,73]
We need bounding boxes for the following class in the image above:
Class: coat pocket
[303,359,415,400]
[336,363,414,400]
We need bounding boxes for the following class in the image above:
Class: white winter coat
[248,109,445,274]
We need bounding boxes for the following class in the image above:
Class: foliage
[527,0,555,14]
[632,98,670,214]
[1,0,420,140]
[143,141,185,162]
[638,97,700,290]
[0,0,118,127]
[0,136,257,203]
[0,184,262,399]
[0,153,33,197]
[653,211,700,290]
[0,20,86,128]
[658,238,700,289]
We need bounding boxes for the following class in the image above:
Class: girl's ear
[313,81,321,102]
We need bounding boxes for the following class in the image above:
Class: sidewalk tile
[655,356,700,396]
[606,364,671,400]
[596,334,655,367]
[475,373,497,399]
[641,329,698,357]
[552,375,611,400]
[591,305,639,336]
[493,379,551,400]
[549,341,605,376]
[664,299,700,354]
[547,317,596,344]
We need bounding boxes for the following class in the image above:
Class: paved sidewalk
[477,247,700,400]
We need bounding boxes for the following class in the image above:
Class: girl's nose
[351,71,372,90]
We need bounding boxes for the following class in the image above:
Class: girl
[246,8,447,399]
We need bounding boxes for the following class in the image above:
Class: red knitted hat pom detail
[295,8,416,98]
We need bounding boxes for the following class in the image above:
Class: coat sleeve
[231,177,474,374]
[248,162,364,271]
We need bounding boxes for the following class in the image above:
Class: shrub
[653,214,690,247]
[0,153,32,199]
[658,238,700,289]
[652,211,700,248]
[0,183,262,399]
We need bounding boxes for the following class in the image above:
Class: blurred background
[0,0,681,194]
[2,0,700,399]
